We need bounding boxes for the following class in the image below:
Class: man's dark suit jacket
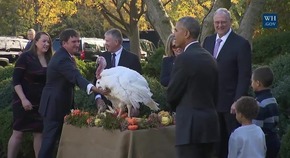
[24,41,32,51]
[203,31,252,112]
[160,56,175,87]
[39,47,90,121]
[167,43,219,145]
[100,49,142,73]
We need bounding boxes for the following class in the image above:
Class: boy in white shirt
[228,96,266,158]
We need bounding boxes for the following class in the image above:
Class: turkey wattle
[95,56,159,117]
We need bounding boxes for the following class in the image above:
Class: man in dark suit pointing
[203,8,252,158]
[38,28,109,158]
[167,16,220,158]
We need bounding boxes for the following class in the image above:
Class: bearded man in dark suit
[202,8,252,158]
[38,28,109,158]
[167,16,220,158]
[95,28,142,114]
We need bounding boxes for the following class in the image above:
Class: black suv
[52,37,106,62]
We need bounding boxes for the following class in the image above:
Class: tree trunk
[144,0,174,45]
[128,24,141,59]
[237,0,266,45]
[199,0,231,44]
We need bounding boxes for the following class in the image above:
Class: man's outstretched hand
[91,86,110,95]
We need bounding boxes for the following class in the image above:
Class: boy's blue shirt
[253,89,279,135]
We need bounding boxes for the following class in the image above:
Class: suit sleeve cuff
[95,95,101,100]
[87,84,94,95]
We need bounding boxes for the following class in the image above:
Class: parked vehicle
[0,57,9,67]
[0,37,28,63]
[122,38,156,59]
[53,37,106,62]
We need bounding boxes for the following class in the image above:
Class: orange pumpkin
[128,125,138,130]
[126,117,137,125]
[121,113,128,118]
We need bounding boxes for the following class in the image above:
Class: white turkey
[95,56,159,117]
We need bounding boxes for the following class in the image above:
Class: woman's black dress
[12,51,46,132]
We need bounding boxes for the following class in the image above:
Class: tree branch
[137,0,146,20]
[99,3,123,24]
[163,0,172,7]
[197,0,210,11]
[98,3,129,35]
[232,7,241,24]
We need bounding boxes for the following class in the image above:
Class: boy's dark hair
[235,96,259,120]
[252,66,274,88]
[59,28,80,46]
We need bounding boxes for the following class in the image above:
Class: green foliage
[270,54,290,87]
[59,5,105,38]
[0,106,34,158]
[272,76,290,113]
[0,65,14,81]
[145,75,168,111]
[272,76,290,137]
[142,47,164,78]
[270,54,290,148]
[98,113,124,131]
[0,0,22,35]
[0,78,13,109]
[64,109,91,128]
[76,59,96,82]
[252,32,290,65]
[0,66,14,109]
[74,59,97,111]
[74,87,96,112]
[280,126,290,158]
[0,107,12,157]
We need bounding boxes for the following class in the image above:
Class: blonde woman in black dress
[8,32,53,158]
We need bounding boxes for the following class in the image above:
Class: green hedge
[281,127,290,158]
[0,65,13,82]
[252,31,290,65]
[0,106,35,158]
[76,59,96,82]
[269,54,290,157]
[0,78,13,109]
[142,47,164,78]
[270,54,290,87]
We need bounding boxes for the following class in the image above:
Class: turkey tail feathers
[146,99,159,111]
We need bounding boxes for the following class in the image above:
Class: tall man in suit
[167,16,220,158]
[95,28,142,113]
[38,28,109,158]
[202,8,252,158]
[24,28,36,51]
